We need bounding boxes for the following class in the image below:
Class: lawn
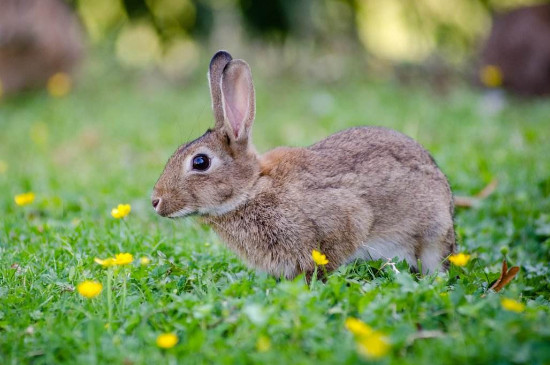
[1,53,550,364]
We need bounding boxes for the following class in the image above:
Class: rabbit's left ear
[220,59,255,142]
[208,51,233,129]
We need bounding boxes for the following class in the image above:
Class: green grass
[1,54,550,364]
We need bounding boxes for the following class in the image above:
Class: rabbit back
[204,126,454,278]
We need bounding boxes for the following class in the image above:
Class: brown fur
[153,51,455,279]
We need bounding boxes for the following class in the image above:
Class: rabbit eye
[192,154,210,171]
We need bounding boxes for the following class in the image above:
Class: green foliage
[1,57,550,364]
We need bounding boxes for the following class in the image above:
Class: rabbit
[152,50,455,279]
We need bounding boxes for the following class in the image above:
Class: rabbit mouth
[166,207,196,218]
[152,195,197,218]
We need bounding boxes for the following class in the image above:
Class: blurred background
[1,0,550,98]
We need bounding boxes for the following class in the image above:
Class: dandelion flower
[156,333,178,349]
[94,257,117,267]
[0,160,7,174]
[114,253,133,265]
[95,253,133,267]
[448,253,470,267]
[111,204,131,219]
[77,280,103,298]
[14,192,35,206]
[140,257,151,266]
[357,331,391,359]
[312,249,329,265]
[501,298,525,313]
[345,318,373,337]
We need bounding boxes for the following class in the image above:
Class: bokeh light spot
[0,160,7,174]
[480,65,503,88]
[77,0,126,43]
[47,73,72,98]
[116,23,161,68]
[30,122,49,146]
[159,38,200,79]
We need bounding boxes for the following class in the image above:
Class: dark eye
[192,154,210,171]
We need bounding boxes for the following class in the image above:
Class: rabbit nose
[152,198,160,210]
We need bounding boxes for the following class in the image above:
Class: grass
[1,53,550,364]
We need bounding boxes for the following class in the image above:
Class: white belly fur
[348,237,444,274]
[347,238,416,267]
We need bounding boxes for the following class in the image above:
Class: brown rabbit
[152,51,455,279]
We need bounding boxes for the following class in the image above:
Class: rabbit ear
[221,59,255,142]
[208,51,233,129]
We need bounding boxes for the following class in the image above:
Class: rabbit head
[152,51,260,218]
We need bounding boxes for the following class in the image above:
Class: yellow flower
[15,192,35,206]
[345,318,373,337]
[111,204,131,219]
[47,72,72,98]
[156,333,178,349]
[501,298,525,313]
[0,160,7,174]
[448,253,470,267]
[114,253,133,265]
[480,65,503,88]
[94,257,117,267]
[256,335,271,352]
[77,280,103,298]
[140,257,151,266]
[357,331,391,359]
[346,318,391,359]
[95,253,133,267]
[312,249,329,265]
